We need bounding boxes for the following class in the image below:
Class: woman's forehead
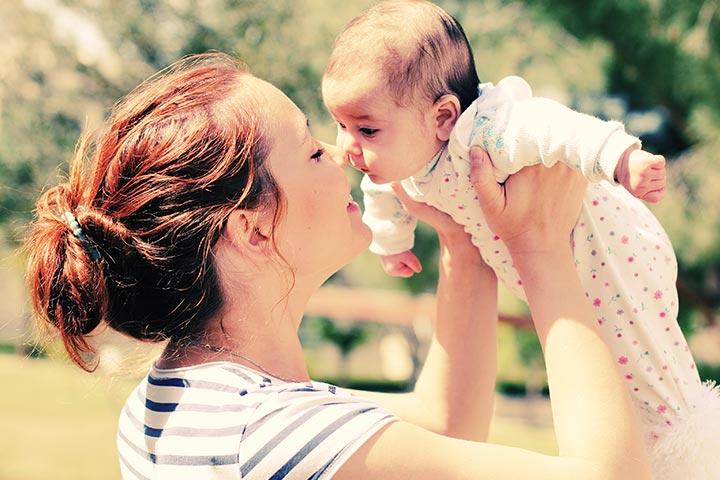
[255,80,308,142]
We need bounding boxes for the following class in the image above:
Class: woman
[26,53,650,479]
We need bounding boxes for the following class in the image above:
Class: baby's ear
[433,94,461,142]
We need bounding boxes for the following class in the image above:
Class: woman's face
[255,78,371,277]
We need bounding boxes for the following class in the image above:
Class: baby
[322,1,719,479]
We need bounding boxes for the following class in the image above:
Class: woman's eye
[311,148,325,162]
[337,122,346,130]
[359,128,378,136]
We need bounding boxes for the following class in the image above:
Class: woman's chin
[311,227,371,278]
[356,225,373,250]
[339,231,372,268]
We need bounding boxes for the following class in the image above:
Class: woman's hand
[469,146,588,256]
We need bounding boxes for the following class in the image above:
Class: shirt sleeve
[360,174,417,256]
[459,76,640,184]
[238,383,398,480]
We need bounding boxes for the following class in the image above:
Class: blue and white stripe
[117,361,396,479]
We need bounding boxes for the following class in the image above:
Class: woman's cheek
[302,187,324,223]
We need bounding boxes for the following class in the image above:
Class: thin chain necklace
[201,344,307,383]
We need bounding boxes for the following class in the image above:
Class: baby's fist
[615,148,666,203]
[380,250,422,278]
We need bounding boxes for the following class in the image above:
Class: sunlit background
[1,0,719,478]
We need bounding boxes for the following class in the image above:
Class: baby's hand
[380,250,422,278]
[615,147,666,203]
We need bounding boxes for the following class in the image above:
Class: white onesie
[360,76,720,479]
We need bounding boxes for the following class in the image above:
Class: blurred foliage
[1,0,718,374]
[304,316,372,357]
[300,315,375,381]
[523,0,720,152]
[698,361,720,384]
[521,0,720,332]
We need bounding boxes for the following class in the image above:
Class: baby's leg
[572,182,718,479]
[574,183,697,411]
[470,178,719,478]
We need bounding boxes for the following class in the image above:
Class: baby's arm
[476,98,637,183]
[360,175,420,276]
[463,77,664,197]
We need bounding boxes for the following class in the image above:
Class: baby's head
[322,0,479,183]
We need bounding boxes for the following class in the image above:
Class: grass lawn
[0,353,556,479]
[0,354,139,480]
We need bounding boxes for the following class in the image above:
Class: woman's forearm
[412,232,498,441]
[513,249,650,478]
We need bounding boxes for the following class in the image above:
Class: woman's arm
[328,138,500,434]
[336,149,651,480]
[350,185,499,442]
[469,147,649,476]
[414,229,497,441]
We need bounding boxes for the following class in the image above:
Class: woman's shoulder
[126,360,381,411]
[142,361,369,400]
[234,376,398,479]
[118,362,273,478]
[120,361,397,479]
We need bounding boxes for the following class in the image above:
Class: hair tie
[63,211,101,262]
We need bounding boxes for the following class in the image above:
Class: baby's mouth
[348,156,369,173]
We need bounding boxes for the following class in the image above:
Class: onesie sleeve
[360,174,417,256]
[461,76,640,184]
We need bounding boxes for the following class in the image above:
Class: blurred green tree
[302,316,373,383]
[519,0,720,329]
[1,1,717,377]
[0,0,354,237]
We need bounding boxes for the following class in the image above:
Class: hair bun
[26,184,107,371]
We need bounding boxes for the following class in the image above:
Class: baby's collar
[409,142,448,181]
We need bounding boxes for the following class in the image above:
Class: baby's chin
[366,173,391,184]
[367,170,415,184]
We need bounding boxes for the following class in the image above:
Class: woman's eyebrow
[301,116,311,145]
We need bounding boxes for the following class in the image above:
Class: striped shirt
[117,361,397,479]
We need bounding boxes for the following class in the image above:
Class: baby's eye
[337,122,347,130]
[359,127,378,137]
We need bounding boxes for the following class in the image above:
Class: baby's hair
[324,0,480,111]
[25,52,284,371]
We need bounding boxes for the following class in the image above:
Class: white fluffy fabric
[646,380,720,479]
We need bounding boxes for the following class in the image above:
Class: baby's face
[322,74,442,184]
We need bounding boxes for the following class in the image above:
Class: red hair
[25,52,282,371]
